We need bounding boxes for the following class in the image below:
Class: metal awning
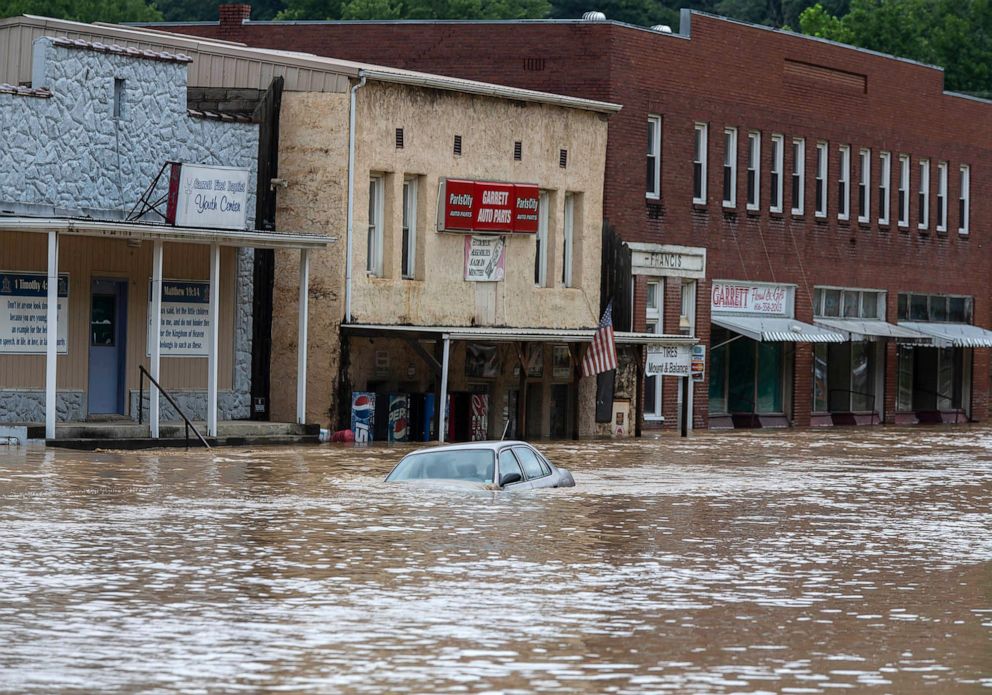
[814,318,933,344]
[712,315,845,343]
[343,323,696,345]
[898,321,992,348]
[0,216,333,249]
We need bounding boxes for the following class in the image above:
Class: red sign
[439,179,540,234]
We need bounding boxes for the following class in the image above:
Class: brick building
[151,7,992,431]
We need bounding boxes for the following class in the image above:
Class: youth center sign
[0,272,68,354]
[147,280,211,356]
[166,163,250,230]
[439,179,540,234]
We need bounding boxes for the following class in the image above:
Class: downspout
[345,72,367,324]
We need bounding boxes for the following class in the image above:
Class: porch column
[44,231,58,440]
[438,336,451,442]
[207,243,220,437]
[296,248,309,425]
[149,240,163,438]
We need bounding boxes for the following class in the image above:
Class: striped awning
[815,318,932,344]
[712,316,845,343]
[898,322,992,348]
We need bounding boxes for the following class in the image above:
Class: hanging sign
[464,235,507,281]
[645,344,692,377]
[711,281,791,316]
[690,344,706,382]
[439,179,540,234]
[0,272,69,354]
[166,162,250,230]
[146,280,211,357]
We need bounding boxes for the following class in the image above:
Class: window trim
[898,154,910,228]
[791,137,805,215]
[647,115,662,199]
[693,122,708,205]
[770,134,784,214]
[746,130,761,211]
[879,151,891,226]
[401,177,417,279]
[918,158,930,230]
[534,190,549,287]
[937,161,948,232]
[857,148,871,224]
[723,126,737,208]
[838,145,850,221]
[367,175,384,276]
[959,164,970,235]
[562,192,574,287]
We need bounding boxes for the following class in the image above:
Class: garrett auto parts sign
[439,179,539,234]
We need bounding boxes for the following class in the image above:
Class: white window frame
[838,145,850,221]
[858,148,871,224]
[879,151,891,226]
[959,164,970,235]
[535,191,549,287]
[918,158,930,230]
[367,175,384,276]
[723,127,737,208]
[937,161,948,232]
[645,280,663,420]
[791,137,805,215]
[746,130,760,211]
[770,134,784,213]
[562,193,574,288]
[815,141,828,218]
[693,123,708,205]
[898,155,910,227]
[401,177,417,279]
[647,115,661,199]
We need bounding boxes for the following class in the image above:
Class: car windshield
[386,449,495,483]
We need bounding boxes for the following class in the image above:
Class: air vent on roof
[559,149,568,168]
[651,24,673,33]
[454,134,462,156]
[395,127,404,149]
[582,10,606,20]
[514,141,522,161]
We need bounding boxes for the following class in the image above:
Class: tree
[0,0,162,22]
[279,0,548,19]
[154,0,287,22]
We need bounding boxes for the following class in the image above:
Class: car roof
[405,440,534,454]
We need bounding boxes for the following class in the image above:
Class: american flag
[582,301,618,377]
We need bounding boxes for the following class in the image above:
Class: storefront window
[708,326,729,414]
[756,343,782,413]
[850,342,874,411]
[896,345,914,411]
[813,344,828,412]
[814,342,878,413]
[727,337,756,413]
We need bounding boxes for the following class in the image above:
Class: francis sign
[166,163,250,230]
[147,280,211,357]
[0,272,68,354]
[439,178,540,234]
[645,344,692,377]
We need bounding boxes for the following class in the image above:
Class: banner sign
[146,280,211,356]
[439,178,540,234]
[645,344,692,377]
[166,162,250,230]
[711,281,791,316]
[691,344,706,382]
[0,272,68,354]
[464,235,506,281]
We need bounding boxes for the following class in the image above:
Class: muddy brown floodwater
[0,427,990,693]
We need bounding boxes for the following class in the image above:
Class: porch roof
[712,315,845,343]
[342,323,697,345]
[814,318,933,344]
[898,321,992,348]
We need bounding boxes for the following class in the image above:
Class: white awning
[815,318,933,343]
[898,322,992,348]
[712,315,845,343]
[342,323,697,345]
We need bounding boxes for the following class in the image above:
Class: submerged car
[385,441,575,490]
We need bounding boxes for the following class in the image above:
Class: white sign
[170,163,250,230]
[711,281,791,316]
[464,235,506,282]
[147,280,211,357]
[646,344,692,377]
[0,272,68,354]
[629,243,706,279]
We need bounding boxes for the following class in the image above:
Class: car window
[498,449,524,483]
[386,450,494,483]
[513,446,548,479]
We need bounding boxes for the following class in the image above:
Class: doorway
[87,278,128,416]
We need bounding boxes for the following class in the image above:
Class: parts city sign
[166,162,250,230]
[438,178,540,234]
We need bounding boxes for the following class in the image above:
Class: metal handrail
[827,388,879,425]
[138,365,210,449]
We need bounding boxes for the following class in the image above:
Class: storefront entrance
[812,342,883,425]
[896,345,970,421]
[709,326,786,427]
[87,278,127,416]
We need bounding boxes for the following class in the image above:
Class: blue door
[87,279,128,415]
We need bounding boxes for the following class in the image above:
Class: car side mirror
[499,472,522,487]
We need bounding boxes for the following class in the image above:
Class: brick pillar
[883,341,898,423]
[218,4,251,40]
[693,278,711,430]
[792,343,812,427]
[971,347,989,422]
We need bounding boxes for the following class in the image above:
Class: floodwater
[0,428,990,694]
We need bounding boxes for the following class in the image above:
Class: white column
[149,240,163,438]
[296,248,310,425]
[44,231,59,440]
[438,337,451,443]
[206,243,220,437]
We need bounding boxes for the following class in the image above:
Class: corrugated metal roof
[713,316,845,343]
[814,318,932,344]
[898,322,992,348]
[343,323,693,344]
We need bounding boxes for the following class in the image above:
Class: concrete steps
[30,420,321,450]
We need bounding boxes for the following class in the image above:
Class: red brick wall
[158,10,992,423]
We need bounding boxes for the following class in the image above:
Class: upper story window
[770,134,784,213]
[814,287,884,320]
[959,164,970,235]
[838,145,850,221]
[723,127,737,208]
[791,137,805,215]
[918,159,930,230]
[936,162,948,232]
[858,148,871,223]
[879,152,891,226]
[367,175,384,276]
[562,193,575,287]
[534,191,549,287]
[401,177,417,280]
[898,155,910,227]
[693,123,708,204]
[647,115,662,199]
[815,141,828,218]
[898,293,973,323]
[746,131,760,211]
